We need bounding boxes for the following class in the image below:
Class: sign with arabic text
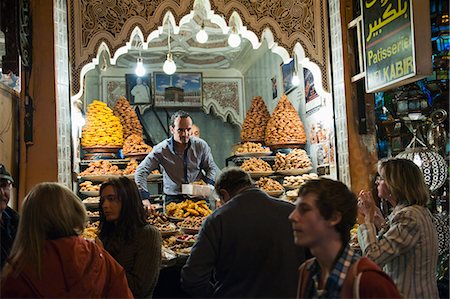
[362,0,432,92]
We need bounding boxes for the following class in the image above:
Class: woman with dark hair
[357,158,439,298]
[99,176,162,299]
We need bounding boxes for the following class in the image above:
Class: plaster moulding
[69,0,331,102]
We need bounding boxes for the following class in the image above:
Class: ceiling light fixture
[291,53,300,86]
[163,22,177,75]
[135,55,146,77]
[196,22,208,44]
[228,26,241,48]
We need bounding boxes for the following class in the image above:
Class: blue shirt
[307,244,360,298]
[135,137,219,198]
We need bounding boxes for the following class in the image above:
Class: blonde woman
[357,158,439,298]
[1,183,133,298]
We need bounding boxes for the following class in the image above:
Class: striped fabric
[358,204,439,299]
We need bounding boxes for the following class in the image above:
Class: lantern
[396,147,448,192]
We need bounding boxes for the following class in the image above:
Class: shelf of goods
[225,147,316,203]
[77,159,163,208]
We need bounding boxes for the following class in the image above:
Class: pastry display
[113,97,143,139]
[82,196,100,204]
[256,177,284,192]
[265,95,307,145]
[273,149,312,171]
[177,216,206,231]
[79,160,123,176]
[176,234,197,244]
[163,236,192,255]
[147,211,178,233]
[240,96,271,142]
[350,224,360,249]
[240,157,272,172]
[283,173,319,188]
[165,200,212,218]
[235,142,271,154]
[82,221,99,240]
[285,189,299,202]
[87,210,99,217]
[79,181,101,192]
[122,134,152,155]
[81,100,124,147]
[123,159,139,175]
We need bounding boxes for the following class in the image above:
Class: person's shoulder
[152,139,171,151]
[139,224,162,241]
[142,223,160,234]
[5,206,19,221]
[190,137,210,147]
[356,257,402,298]
[393,204,426,220]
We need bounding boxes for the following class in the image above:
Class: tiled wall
[328,0,351,187]
[55,0,72,187]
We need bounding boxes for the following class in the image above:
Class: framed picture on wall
[281,60,296,95]
[154,72,202,107]
[125,74,152,105]
[304,68,321,112]
[101,76,126,107]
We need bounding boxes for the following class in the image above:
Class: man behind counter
[135,111,219,207]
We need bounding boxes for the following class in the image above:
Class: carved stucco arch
[68,0,331,99]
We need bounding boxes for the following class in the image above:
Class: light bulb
[228,28,241,48]
[135,57,146,77]
[163,53,177,75]
[291,72,300,86]
[196,28,208,43]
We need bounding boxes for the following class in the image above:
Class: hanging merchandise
[427,109,448,157]
[396,130,448,192]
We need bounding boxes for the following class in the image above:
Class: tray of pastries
[177,216,206,234]
[256,177,284,197]
[147,211,179,236]
[165,200,212,219]
[273,149,313,175]
[234,142,272,157]
[176,234,197,244]
[240,157,274,178]
[282,173,319,189]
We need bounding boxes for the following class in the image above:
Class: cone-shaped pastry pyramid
[81,100,124,147]
[113,96,143,139]
[240,96,271,142]
[265,95,306,145]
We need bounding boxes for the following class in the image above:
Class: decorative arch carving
[68,0,330,97]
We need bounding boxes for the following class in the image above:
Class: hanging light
[291,72,300,86]
[163,53,177,75]
[196,22,208,44]
[228,26,241,48]
[135,56,146,77]
[396,130,448,192]
[291,53,300,86]
[163,21,177,75]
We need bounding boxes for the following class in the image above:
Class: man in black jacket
[181,167,308,298]
[0,164,19,270]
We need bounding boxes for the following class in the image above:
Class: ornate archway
[68,0,331,98]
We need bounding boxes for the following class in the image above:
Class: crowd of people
[0,110,446,298]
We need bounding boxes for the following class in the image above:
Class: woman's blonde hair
[378,158,429,206]
[4,182,87,276]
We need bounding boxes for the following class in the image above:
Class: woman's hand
[373,205,386,230]
[357,190,376,224]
